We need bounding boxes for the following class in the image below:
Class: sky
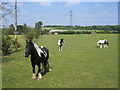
[3,1,118,27]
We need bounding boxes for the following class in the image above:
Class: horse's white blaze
[33,42,43,57]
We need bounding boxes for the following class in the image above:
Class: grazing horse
[97,39,109,48]
[58,39,65,51]
[24,40,51,80]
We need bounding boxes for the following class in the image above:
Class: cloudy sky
[3,0,118,27]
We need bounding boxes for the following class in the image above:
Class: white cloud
[65,0,81,7]
[65,2,80,7]
[39,2,51,7]
[95,3,101,6]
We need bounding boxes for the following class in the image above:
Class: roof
[49,30,67,33]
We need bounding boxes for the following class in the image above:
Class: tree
[23,23,27,29]
[8,24,14,35]
[24,28,40,41]
[35,21,43,29]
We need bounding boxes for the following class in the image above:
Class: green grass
[2,34,118,88]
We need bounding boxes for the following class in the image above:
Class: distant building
[49,30,67,34]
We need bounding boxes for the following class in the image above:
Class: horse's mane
[33,42,43,57]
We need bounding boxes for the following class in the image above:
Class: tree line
[44,25,119,31]
[3,24,119,35]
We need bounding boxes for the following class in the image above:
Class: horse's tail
[107,41,109,45]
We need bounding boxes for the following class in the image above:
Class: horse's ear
[26,40,28,43]
[29,40,32,43]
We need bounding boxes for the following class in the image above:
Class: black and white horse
[96,39,109,48]
[24,40,51,80]
[58,39,65,51]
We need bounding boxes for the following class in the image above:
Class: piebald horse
[97,39,109,48]
[58,39,65,51]
[24,40,51,80]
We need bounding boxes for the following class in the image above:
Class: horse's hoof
[38,77,42,80]
[38,73,42,80]
[32,77,36,80]
[38,78,42,80]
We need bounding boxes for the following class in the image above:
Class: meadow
[2,34,118,88]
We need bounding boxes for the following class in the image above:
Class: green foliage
[3,24,15,35]
[41,29,49,35]
[17,25,24,34]
[2,31,13,55]
[17,23,28,34]
[44,25,119,33]
[13,38,21,51]
[5,24,120,35]
[24,28,40,40]
[35,21,43,29]
[2,31,21,55]
[57,31,91,34]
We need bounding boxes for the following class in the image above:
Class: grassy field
[2,34,118,88]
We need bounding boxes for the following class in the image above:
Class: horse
[24,40,51,80]
[96,39,109,48]
[58,39,65,51]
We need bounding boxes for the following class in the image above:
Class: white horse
[97,39,109,48]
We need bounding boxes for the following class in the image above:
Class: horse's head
[24,40,34,57]
[61,39,63,42]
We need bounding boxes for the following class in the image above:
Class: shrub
[2,32,13,55]
[41,29,49,35]
[24,28,41,40]
[57,31,91,34]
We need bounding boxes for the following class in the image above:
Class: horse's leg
[59,45,61,51]
[102,44,104,48]
[106,45,108,48]
[41,62,45,74]
[32,65,36,80]
[44,61,51,72]
[58,46,60,51]
[104,44,106,48]
[44,61,48,73]
[37,64,42,80]
[105,44,108,48]
[61,46,63,51]
[47,61,52,72]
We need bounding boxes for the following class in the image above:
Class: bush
[2,30,21,55]
[41,29,49,35]
[2,32,13,55]
[57,31,91,34]
[24,28,41,40]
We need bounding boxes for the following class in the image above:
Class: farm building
[49,30,67,34]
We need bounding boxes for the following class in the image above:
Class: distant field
[2,34,118,88]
